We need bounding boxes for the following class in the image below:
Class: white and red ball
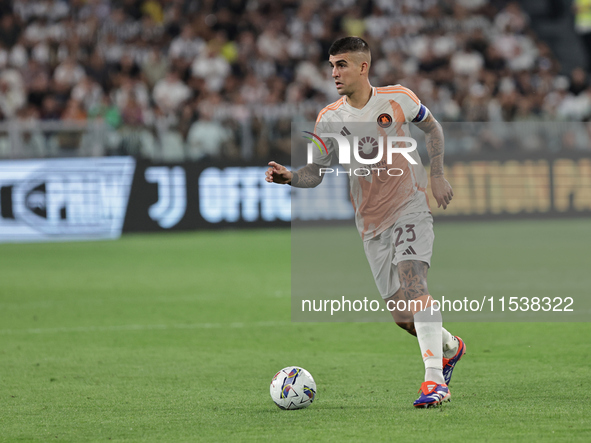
[270,366,316,410]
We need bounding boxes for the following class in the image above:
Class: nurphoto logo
[302,131,418,177]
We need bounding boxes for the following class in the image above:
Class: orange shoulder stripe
[376,85,417,95]
[376,86,420,105]
[315,98,345,123]
[377,85,420,100]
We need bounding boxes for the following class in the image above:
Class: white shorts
[363,212,434,300]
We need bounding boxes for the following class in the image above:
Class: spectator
[495,2,529,34]
[88,95,122,130]
[450,42,484,78]
[86,51,110,88]
[141,49,169,88]
[61,99,87,122]
[119,93,146,155]
[152,70,191,114]
[40,96,62,121]
[186,108,230,160]
[341,7,366,36]
[177,103,197,141]
[169,25,205,63]
[54,57,86,90]
[256,21,288,60]
[100,7,140,44]
[574,0,591,69]
[0,69,26,119]
[191,44,231,92]
[462,83,492,121]
[22,58,51,109]
[112,75,150,111]
[31,38,51,66]
[569,67,588,96]
[0,14,21,48]
[240,74,268,105]
[71,76,104,112]
[9,36,28,69]
[0,43,7,70]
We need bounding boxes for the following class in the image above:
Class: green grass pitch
[0,219,590,442]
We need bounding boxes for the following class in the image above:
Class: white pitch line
[0,320,291,335]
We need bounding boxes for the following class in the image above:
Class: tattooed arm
[265,161,324,188]
[414,113,453,209]
[418,114,445,178]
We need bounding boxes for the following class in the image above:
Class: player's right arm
[265,161,324,188]
[266,102,339,187]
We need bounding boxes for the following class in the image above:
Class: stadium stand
[0,0,589,160]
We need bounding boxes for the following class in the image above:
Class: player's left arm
[413,113,453,210]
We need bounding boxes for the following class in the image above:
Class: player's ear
[360,61,369,75]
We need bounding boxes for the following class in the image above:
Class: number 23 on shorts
[394,224,416,247]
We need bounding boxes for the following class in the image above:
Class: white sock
[414,305,444,385]
[442,327,459,359]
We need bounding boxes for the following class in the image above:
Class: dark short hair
[329,37,371,56]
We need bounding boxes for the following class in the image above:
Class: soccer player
[265,37,465,408]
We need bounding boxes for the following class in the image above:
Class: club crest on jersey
[377,113,392,128]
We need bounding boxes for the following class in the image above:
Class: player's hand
[265,161,293,184]
[430,176,453,210]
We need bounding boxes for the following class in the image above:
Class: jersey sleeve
[311,112,336,167]
[390,86,430,123]
[411,103,430,123]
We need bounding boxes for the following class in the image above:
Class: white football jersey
[313,85,431,240]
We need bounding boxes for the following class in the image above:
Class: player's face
[329,53,363,96]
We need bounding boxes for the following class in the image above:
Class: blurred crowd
[0,0,589,160]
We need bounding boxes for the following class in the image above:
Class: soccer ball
[270,366,316,410]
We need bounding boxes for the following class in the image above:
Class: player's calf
[385,289,417,336]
